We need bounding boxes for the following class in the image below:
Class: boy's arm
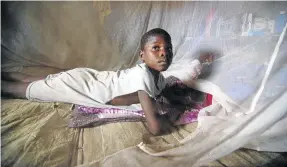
[138,90,172,135]
[182,53,214,87]
[180,59,202,87]
[162,53,214,88]
[161,59,202,88]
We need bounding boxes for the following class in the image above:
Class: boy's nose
[160,49,167,57]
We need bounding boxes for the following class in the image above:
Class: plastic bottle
[275,11,287,34]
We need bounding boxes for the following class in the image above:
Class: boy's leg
[3,68,108,106]
[1,81,30,99]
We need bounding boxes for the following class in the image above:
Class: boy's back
[25,63,165,107]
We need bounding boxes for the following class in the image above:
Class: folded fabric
[69,106,145,128]
[69,76,211,128]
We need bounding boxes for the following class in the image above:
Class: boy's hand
[167,109,183,123]
[199,52,214,64]
[157,114,173,134]
[156,102,183,123]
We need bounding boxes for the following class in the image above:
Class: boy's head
[140,28,173,72]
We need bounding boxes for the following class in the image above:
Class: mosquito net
[1,1,287,166]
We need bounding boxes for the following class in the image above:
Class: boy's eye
[152,46,160,51]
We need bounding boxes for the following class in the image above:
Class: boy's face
[140,35,173,72]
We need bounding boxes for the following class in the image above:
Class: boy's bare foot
[1,80,29,99]
[2,72,45,82]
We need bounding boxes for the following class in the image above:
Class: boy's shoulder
[126,63,155,81]
[124,63,164,82]
[126,63,149,74]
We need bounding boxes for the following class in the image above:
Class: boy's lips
[158,60,167,64]
[158,61,167,66]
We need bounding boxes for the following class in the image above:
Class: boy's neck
[145,65,160,90]
[147,66,160,78]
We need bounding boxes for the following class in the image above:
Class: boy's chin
[147,63,170,72]
[157,65,169,72]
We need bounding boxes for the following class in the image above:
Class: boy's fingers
[205,53,214,63]
[210,54,214,62]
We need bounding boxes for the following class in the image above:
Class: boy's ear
[139,50,144,61]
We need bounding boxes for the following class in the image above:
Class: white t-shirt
[84,63,166,104]
[26,60,200,108]
[109,63,165,101]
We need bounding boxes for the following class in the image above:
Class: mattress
[2,99,286,167]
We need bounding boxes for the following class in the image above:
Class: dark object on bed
[69,76,208,128]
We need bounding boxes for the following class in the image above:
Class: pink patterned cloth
[69,106,146,128]
[69,105,200,128]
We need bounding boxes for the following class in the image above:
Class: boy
[2,28,212,135]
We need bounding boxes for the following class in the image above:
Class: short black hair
[140,28,171,50]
